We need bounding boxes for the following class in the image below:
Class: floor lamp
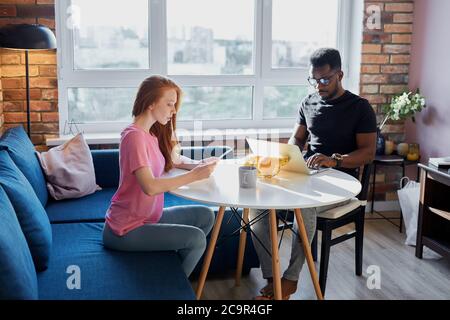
[0,24,57,137]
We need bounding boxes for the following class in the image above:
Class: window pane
[167,0,254,75]
[263,86,308,119]
[68,88,135,123]
[179,87,253,120]
[71,0,148,69]
[272,0,338,69]
[68,86,253,123]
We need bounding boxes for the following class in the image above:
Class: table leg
[196,206,226,300]
[294,209,324,300]
[371,163,376,213]
[235,208,250,286]
[269,209,283,300]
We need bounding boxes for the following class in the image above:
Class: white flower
[384,91,426,125]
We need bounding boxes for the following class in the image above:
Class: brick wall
[361,0,414,202]
[0,0,415,202]
[0,0,57,151]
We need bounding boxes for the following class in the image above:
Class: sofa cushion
[0,151,52,271]
[0,126,48,206]
[37,133,99,200]
[91,150,120,188]
[38,223,195,300]
[45,192,211,224]
[165,192,216,208]
[0,186,39,300]
[46,190,195,224]
[45,188,116,223]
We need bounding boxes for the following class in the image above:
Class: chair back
[357,163,373,201]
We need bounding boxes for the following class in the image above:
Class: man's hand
[306,153,337,169]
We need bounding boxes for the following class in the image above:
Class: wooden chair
[311,163,373,294]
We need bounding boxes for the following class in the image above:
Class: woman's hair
[132,75,182,172]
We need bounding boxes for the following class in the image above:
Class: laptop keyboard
[308,167,330,175]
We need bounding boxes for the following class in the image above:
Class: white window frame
[56,0,363,135]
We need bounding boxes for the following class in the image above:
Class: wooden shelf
[422,236,450,257]
[428,207,450,221]
[416,165,450,260]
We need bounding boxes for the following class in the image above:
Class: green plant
[379,90,426,130]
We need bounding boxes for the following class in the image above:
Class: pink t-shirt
[106,124,165,236]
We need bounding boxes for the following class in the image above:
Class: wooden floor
[191,211,450,300]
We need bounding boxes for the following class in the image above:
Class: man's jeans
[249,200,349,281]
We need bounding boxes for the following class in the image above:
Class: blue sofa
[0,126,259,300]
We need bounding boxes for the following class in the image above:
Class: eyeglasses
[307,71,339,87]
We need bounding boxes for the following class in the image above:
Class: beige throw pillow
[37,133,101,200]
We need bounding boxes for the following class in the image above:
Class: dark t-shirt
[296,90,377,176]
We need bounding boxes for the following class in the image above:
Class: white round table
[165,159,362,300]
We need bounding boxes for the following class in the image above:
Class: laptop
[246,138,330,175]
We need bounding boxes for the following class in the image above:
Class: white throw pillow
[37,133,101,200]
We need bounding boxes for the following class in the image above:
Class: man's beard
[323,86,340,101]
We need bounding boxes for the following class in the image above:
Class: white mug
[239,166,257,188]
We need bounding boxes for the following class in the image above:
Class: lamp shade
[0,24,56,50]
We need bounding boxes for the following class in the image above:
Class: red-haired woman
[103,75,218,277]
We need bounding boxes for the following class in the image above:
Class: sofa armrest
[180,146,233,161]
[91,150,120,188]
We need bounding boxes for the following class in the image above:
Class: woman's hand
[200,157,221,164]
[173,156,221,171]
[191,159,219,181]
[135,158,218,196]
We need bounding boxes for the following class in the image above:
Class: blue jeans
[102,205,215,277]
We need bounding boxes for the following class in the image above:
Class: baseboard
[366,201,400,212]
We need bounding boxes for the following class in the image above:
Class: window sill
[46,128,294,146]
